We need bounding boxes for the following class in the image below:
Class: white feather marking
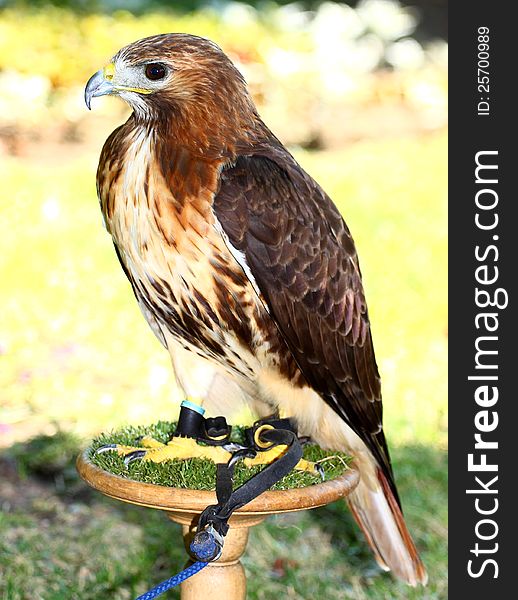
[212,215,269,312]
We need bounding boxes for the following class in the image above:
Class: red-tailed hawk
[85,33,426,585]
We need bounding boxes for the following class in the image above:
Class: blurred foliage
[0,1,447,149]
[8,430,82,477]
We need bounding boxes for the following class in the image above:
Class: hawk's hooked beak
[84,65,115,110]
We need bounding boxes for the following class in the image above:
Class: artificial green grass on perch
[77,412,359,600]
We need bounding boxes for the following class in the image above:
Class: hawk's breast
[97,124,294,384]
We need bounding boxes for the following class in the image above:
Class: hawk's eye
[145,63,167,81]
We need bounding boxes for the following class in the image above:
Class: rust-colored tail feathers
[347,463,428,586]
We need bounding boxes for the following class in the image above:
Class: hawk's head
[85,33,256,128]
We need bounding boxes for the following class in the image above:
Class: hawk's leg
[97,341,238,465]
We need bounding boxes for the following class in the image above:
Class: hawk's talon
[96,444,118,454]
[124,449,147,466]
[222,442,247,453]
[228,447,258,468]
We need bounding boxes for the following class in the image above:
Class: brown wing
[213,149,399,501]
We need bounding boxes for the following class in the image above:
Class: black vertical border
[449,2,515,596]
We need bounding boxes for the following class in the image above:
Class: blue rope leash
[135,529,219,600]
[135,561,207,600]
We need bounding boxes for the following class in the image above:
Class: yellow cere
[103,62,153,94]
[103,62,115,81]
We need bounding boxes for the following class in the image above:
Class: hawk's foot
[96,435,232,466]
[243,445,324,479]
[242,423,324,479]
[96,432,323,477]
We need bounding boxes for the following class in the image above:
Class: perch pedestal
[77,451,359,600]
